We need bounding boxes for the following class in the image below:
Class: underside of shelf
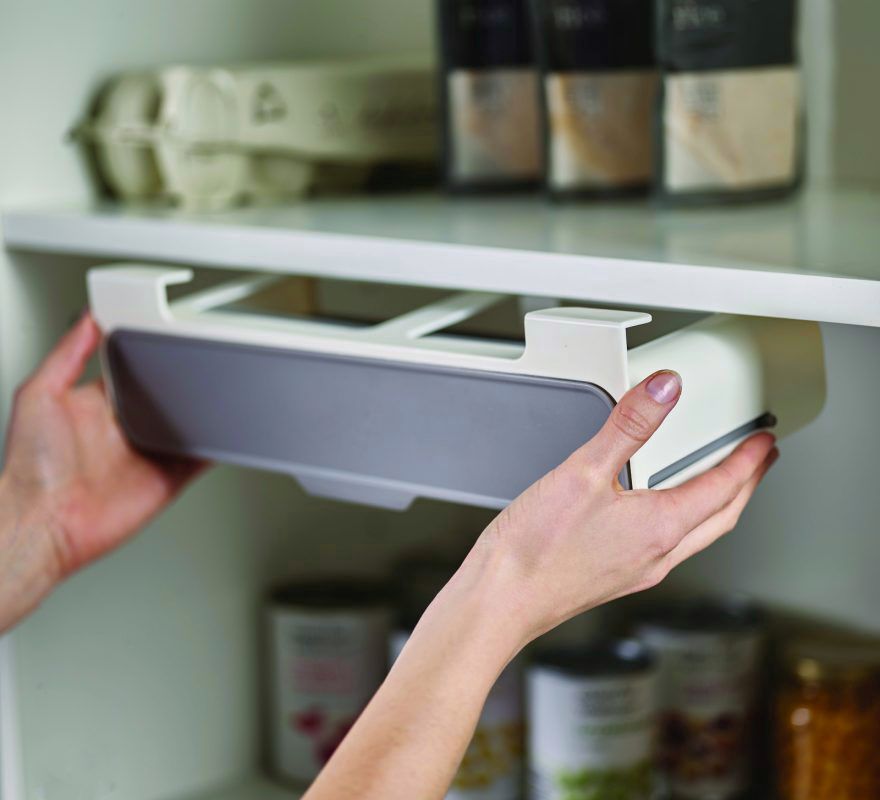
[4,187,880,326]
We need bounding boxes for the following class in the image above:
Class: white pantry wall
[0,1,879,800]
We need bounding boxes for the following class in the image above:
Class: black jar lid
[533,638,655,677]
[637,596,764,634]
[657,0,797,73]
[532,0,656,73]
[439,0,535,70]
[269,578,389,610]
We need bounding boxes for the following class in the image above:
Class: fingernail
[646,371,682,404]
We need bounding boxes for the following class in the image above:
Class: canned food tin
[390,629,524,799]
[636,600,764,800]
[267,580,391,787]
[527,639,657,800]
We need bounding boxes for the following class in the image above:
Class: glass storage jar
[774,640,880,800]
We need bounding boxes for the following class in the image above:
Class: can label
[638,627,762,799]
[391,630,524,799]
[527,669,656,800]
[270,607,390,784]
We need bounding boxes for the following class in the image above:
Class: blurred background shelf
[4,186,880,327]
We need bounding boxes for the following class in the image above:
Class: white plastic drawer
[88,265,826,509]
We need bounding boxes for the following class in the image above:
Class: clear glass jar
[774,641,880,800]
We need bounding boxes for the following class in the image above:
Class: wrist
[413,542,532,683]
[0,471,64,631]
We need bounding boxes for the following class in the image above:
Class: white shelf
[184,776,300,800]
[4,187,880,327]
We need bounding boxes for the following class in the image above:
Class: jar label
[662,67,800,192]
[448,68,542,182]
[546,70,658,190]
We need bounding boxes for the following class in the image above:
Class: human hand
[0,312,206,630]
[303,372,777,800]
[464,370,778,648]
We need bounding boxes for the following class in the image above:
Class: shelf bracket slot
[520,308,652,400]
[87,265,193,330]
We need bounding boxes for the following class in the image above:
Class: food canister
[654,0,801,205]
[531,0,658,198]
[527,639,657,800]
[774,639,880,800]
[636,599,764,800]
[390,630,524,799]
[437,0,543,191]
[390,554,525,799]
[267,580,391,787]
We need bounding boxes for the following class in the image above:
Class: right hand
[466,370,778,647]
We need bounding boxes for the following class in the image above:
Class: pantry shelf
[4,186,880,327]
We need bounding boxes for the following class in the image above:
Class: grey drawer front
[106,330,623,509]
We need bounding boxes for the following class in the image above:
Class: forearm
[303,547,524,800]
[0,472,61,632]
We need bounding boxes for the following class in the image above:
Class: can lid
[637,597,763,635]
[268,578,388,610]
[534,639,655,678]
[392,555,459,630]
[784,639,880,685]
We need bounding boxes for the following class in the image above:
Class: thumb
[574,370,682,483]
[32,312,101,394]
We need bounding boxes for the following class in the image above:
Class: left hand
[0,312,207,630]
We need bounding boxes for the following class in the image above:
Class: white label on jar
[663,66,800,192]
[638,626,762,799]
[527,669,656,800]
[448,68,542,182]
[269,607,390,785]
[546,70,658,191]
[390,630,523,800]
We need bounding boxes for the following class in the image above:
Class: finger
[664,448,779,568]
[32,312,101,393]
[574,370,682,480]
[661,432,777,532]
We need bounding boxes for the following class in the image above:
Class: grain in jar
[774,640,880,800]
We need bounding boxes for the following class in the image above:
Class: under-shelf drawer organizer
[88,265,826,510]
